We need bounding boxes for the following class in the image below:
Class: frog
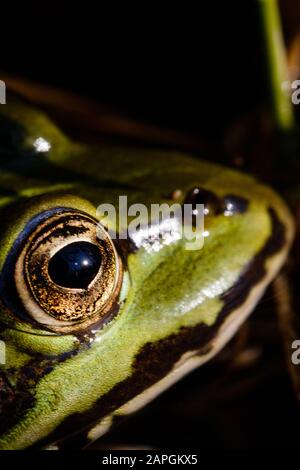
[0,94,294,450]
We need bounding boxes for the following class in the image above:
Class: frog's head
[0,98,294,449]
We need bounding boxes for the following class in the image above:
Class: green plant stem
[258,0,295,132]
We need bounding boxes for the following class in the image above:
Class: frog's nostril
[184,187,221,216]
[184,187,249,219]
[222,195,249,216]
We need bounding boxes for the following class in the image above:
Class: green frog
[0,95,294,449]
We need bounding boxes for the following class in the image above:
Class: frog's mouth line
[34,206,292,450]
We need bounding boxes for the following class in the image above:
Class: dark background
[2,0,300,450]
[2,1,264,140]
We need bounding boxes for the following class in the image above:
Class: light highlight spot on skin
[33,137,51,153]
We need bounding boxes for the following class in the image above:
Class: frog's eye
[4,209,122,333]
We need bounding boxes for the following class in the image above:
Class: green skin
[0,98,294,449]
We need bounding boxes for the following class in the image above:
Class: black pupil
[48,241,102,289]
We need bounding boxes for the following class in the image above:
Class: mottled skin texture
[0,98,294,449]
